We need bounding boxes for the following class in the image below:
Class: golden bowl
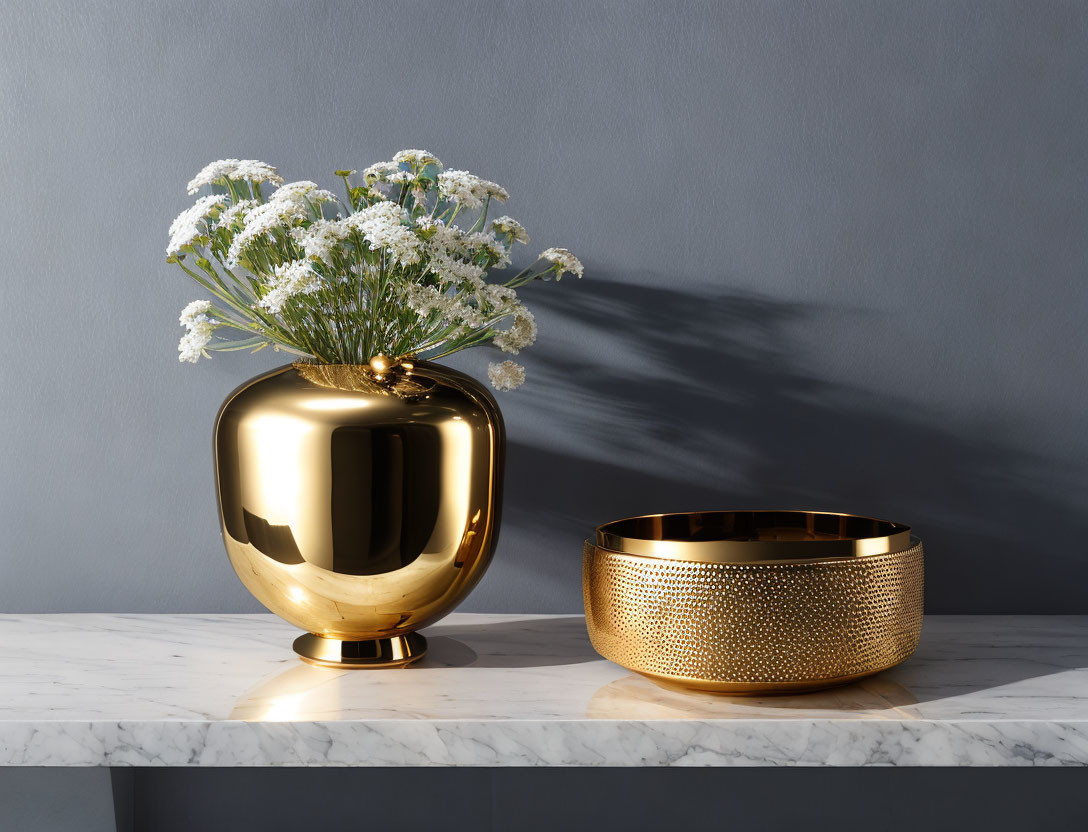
[583,510,924,694]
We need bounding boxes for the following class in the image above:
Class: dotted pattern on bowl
[583,541,924,687]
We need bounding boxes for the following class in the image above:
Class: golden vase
[214,360,504,668]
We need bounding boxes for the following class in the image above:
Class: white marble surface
[0,613,1086,767]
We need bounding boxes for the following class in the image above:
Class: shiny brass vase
[215,361,504,668]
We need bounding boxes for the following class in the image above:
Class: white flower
[187,161,236,194]
[404,284,487,331]
[216,199,256,230]
[426,251,486,287]
[451,301,483,329]
[488,360,525,391]
[393,149,442,168]
[415,220,508,270]
[493,309,537,354]
[417,218,470,254]
[381,227,422,266]
[179,299,212,327]
[227,194,313,264]
[473,282,522,325]
[348,200,403,223]
[362,161,399,181]
[186,159,283,195]
[465,231,511,268]
[270,180,338,205]
[177,300,218,363]
[404,284,447,318]
[257,259,321,314]
[405,285,467,330]
[480,283,518,306]
[491,216,529,244]
[539,247,583,279]
[363,161,431,204]
[167,194,229,255]
[437,170,509,210]
[292,219,351,264]
[345,201,420,266]
[481,179,509,201]
[178,324,214,363]
[233,160,283,186]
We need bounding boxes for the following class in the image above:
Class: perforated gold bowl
[583,511,924,694]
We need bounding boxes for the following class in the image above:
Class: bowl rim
[585,536,922,568]
[594,510,913,562]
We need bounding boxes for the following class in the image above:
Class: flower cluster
[177,299,217,363]
[168,152,582,389]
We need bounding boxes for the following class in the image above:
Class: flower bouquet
[167,150,581,390]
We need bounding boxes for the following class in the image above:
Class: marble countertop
[0,613,1086,767]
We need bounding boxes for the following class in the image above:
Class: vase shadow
[480,275,1088,615]
[418,614,598,669]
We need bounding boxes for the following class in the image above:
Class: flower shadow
[494,275,1088,613]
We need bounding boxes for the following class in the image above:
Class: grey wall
[1,0,1086,614]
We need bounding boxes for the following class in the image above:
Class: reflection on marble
[0,614,1086,766]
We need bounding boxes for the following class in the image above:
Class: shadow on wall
[500,277,1088,614]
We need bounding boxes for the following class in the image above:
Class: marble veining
[0,614,1086,766]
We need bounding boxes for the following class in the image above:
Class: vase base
[293,632,428,669]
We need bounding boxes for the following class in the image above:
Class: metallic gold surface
[583,511,923,694]
[596,510,911,562]
[215,361,504,666]
[293,632,428,668]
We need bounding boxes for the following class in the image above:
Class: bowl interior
[595,510,911,562]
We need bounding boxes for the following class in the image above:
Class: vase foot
[292,632,427,669]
